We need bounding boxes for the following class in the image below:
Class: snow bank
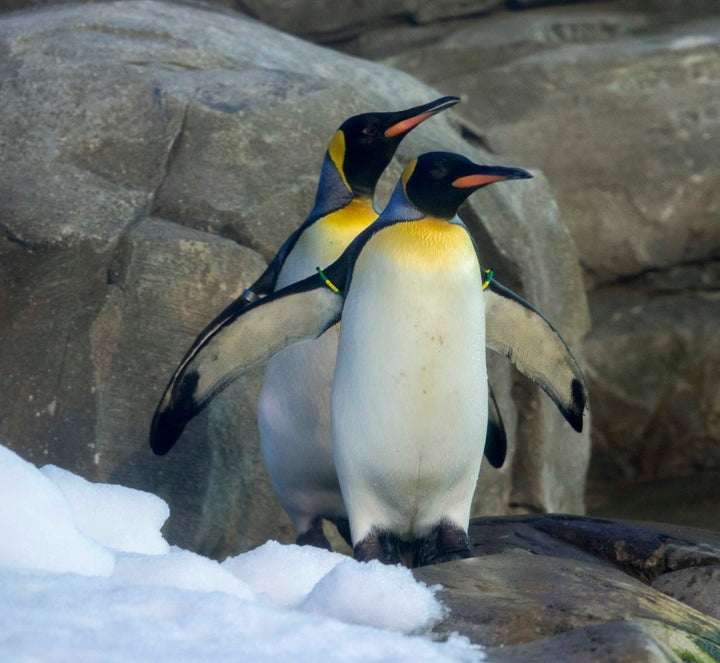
[41,463,170,555]
[0,445,114,576]
[0,443,483,661]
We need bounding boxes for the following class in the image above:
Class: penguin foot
[295,517,332,550]
[416,521,473,566]
[354,530,404,566]
[353,521,473,568]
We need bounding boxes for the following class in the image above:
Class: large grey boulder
[0,0,589,557]
[235,0,504,43]
[379,2,720,519]
[584,264,720,486]
[386,8,720,285]
[415,515,720,662]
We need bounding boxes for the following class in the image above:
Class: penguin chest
[332,221,488,534]
[276,201,376,288]
[257,200,375,517]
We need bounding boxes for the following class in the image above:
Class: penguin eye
[430,165,448,181]
[362,124,379,137]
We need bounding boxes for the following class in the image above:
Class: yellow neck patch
[298,198,377,264]
[367,219,477,272]
[401,158,417,199]
[327,130,351,192]
[321,197,376,229]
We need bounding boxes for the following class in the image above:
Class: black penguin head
[328,96,460,199]
[401,152,533,219]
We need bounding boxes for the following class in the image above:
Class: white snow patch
[0,445,114,576]
[0,442,485,661]
[41,463,170,555]
[301,557,446,633]
[223,539,346,606]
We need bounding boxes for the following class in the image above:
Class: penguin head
[327,96,460,199]
[401,152,533,219]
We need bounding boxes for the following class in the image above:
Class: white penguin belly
[257,213,370,531]
[332,222,488,544]
[258,328,343,528]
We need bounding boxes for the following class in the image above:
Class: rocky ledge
[415,514,720,662]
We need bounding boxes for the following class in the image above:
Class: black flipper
[485,279,588,433]
[150,272,345,455]
[242,224,309,301]
[484,383,507,468]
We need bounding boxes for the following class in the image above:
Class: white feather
[332,224,488,544]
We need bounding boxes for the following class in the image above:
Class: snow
[0,443,484,662]
[40,464,170,556]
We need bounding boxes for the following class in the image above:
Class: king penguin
[149,152,589,567]
[150,96,505,549]
[252,97,463,548]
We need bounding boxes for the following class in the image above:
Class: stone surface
[0,0,589,557]
[489,621,711,663]
[584,266,720,490]
[588,470,720,533]
[378,1,720,508]
[419,554,719,648]
[653,565,720,620]
[234,0,504,43]
[387,11,720,287]
[414,514,720,662]
[467,514,720,580]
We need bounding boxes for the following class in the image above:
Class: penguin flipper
[484,383,507,468]
[485,279,588,433]
[245,224,308,300]
[150,277,344,455]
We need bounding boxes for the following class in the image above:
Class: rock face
[386,11,720,287]
[1,2,718,659]
[367,1,720,517]
[415,515,720,662]
[0,1,589,557]
[584,265,720,485]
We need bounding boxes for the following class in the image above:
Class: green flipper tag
[316,267,343,296]
[482,268,494,290]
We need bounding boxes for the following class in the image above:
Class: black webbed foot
[353,521,473,568]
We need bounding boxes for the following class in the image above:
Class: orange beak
[453,174,509,188]
[384,111,435,138]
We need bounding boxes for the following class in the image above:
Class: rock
[507,0,596,6]
[418,554,719,649]
[0,0,589,557]
[380,1,720,517]
[652,565,720,620]
[414,514,720,661]
[584,267,720,485]
[232,0,504,43]
[587,471,720,533]
[489,621,717,663]
[467,514,720,580]
[528,515,720,582]
[387,9,720,286]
